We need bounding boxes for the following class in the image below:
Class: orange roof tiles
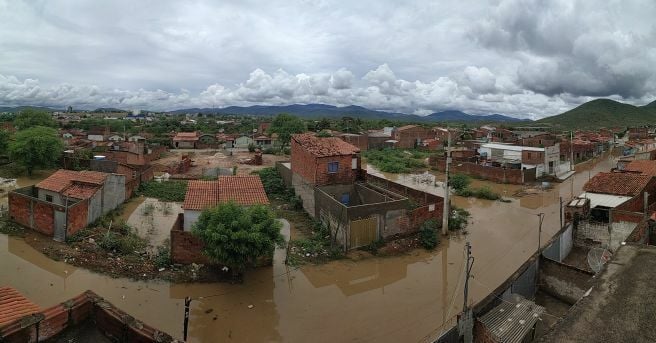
[583,172,652,196]
[173,132,200,141]
[183,180,220,210]
[62,183,101,200]
[37,170,108,193]
[292,133,360,157]
[395,125,418,131]
[218,176,269,206]
[183,176,269,210]
[0,287,40,326]
[625,160,656,177]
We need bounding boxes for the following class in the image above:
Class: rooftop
[539,244,656,342]
[478,294,545,343]
[0,286,40,326]
[480,143,545,152]
[583,172,652,196]
[292,133,360,157]
[624,160,656,177]
[37,170,109,194]
[183,176,269,210]
[172,131,199,141]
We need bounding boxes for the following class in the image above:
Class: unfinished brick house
[8,170,126,241]
[172,131,200,148]
[171,175,269,264]
[391,125,433,148]
[283,133,443,251]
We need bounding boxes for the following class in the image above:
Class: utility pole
[183,297,191,341]
[442,127,451,235]
[458,242,475,343]
[570,130,574,171]
[535,213,545,291]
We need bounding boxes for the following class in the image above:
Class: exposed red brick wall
[432,158,526,184]
[291,138,357,186]
[291,138,318,184]
[521,150,545,165]
[8,192,31,228]
[340,135,368,151]
[393,126,433,148]
[67,201,88,236]
[170,214,210,264]
[32,201,55,236]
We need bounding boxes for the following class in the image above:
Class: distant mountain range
[167,104,525,123]
[537,99,656,129]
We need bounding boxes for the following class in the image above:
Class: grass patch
[137,180,188,202]
[287,220,343,265]
[451,173,504,201]
[363,148,431,173]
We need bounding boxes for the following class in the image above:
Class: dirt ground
[152,148,289,177]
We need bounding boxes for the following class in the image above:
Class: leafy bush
[419,219,439,249]
[262,147,276,154]
[247,143,256,152]
[473,186,500,200]
[138,180,188,202]
[448,207,470,231]
[450,173,471,192]
[98,229,147,255]
[154,244,171,269]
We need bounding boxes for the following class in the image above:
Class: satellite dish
[587,247,612,273]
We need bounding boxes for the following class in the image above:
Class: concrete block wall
[539,257,594,304]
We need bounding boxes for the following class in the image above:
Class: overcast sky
[1,0,655,119]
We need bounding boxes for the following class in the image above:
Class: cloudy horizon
[1,0,655,119]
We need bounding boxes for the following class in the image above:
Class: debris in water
[88,238,95,244]
[158,268,165,272]
[248,305,254,309]
[205,309,213,314]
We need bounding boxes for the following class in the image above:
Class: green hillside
[643,100,656,108]
[538,99,656,129]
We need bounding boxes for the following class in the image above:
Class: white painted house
[478,143,561,177]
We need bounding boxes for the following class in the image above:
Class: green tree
[269,113,306,150]
[0,130,10,156]
[9,126,63,176]
[450,173,471,192]
[14,108,56,130]
[192,202,283,277]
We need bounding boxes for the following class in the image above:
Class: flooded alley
[0,152,619,342]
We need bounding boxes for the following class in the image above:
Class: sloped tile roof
[292,133,360,157]
[37,170,108,193]
[0,286,40,326]
[183,176,269,210]
[183,180,219,210]
[173,131,199,141]
[62,183,101,200]
[218,176,269,205]
[625,160,656,176]
[395,125,418,131]
[583,172,652,196]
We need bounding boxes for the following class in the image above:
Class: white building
[478,143,561,177]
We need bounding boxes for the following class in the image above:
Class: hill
[538,99,656,129]
[643,100,656,108]
[425,110,524,122]
[0,106,61,113]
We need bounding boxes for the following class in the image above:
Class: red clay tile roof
[183,180,220,210]
[0,286,40,326]
[62,183,101,200]
[292,133,360,157]
[624,160,656,177]
[583,172,652,196]
[173,132,200,141]
[218,176,269,206]
[183,176,269,210]
[395,125,418,131]
[37,170,108,193]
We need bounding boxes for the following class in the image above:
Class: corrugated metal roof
[478,294,545,343]
[579,192,632,208]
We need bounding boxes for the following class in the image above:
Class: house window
[327,162,339,173]
[45,194,53,202]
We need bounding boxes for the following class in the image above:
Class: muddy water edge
[0,153,618,342]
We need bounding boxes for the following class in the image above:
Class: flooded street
[0,152,619,342]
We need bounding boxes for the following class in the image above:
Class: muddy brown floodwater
[0,153,619,342]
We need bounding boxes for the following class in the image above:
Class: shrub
[363,148,429,173]
[419,219,439,249]
[473,186,500,200]
[247,143,256,152]
[449,207,470,231]
[138,180,188,202]
[450,173,471,192]
[262,147,276,154]
[154,244,171,269]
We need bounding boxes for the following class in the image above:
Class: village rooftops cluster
[291,133,360,157]
[183,175,269,211]
[583,172,652,196]
[37,169,110,200]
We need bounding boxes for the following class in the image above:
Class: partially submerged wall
[170,214,209,264]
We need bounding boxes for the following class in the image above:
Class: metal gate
[349,217,378,249]
[53,209,66,242]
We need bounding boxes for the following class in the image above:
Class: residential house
[234,135,254,149]
[489,128,517,143]
[291,133,361,187]
[254,135,274,149]
[216,133,236,148]
[366,130,392,150]
[391,125,433,148]
[433,127,461,148]
[181,175,269,231]
[172,131,200,149]
[478,143,561,177]
[197,133,218,148]
[517,132,557,147]
[87,127,110,142]
[628,127,649,140]
[108,135,125,142]
[8,170,126,241]
[339,133,368,151]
